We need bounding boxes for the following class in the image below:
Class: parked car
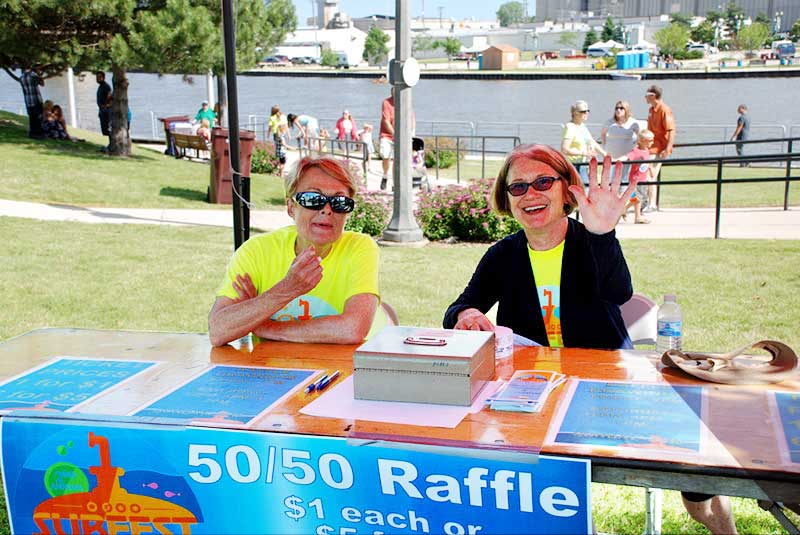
[772,40,796,58]
[687,42,719,54]
[262,56,289,66]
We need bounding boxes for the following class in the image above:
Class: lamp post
[774,11,783,35]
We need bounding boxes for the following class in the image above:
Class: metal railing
[297,136,371,180]
[418,135,521,183]
[573,136,800,239]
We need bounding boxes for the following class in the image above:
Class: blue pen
[304,374,328,394]
[315,370,341,392]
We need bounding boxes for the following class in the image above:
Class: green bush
[673,49,704,60]
[415,177,521,242]
[423,137,464,169]
[345,188,392,236]
[250,141,280,175]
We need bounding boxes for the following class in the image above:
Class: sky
[291,0,535,25]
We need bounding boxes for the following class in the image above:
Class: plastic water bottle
[656,294,683,354]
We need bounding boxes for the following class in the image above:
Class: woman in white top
[561,100,606,185]
[601,100,640,160]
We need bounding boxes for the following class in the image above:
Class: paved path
[2,198,798,240]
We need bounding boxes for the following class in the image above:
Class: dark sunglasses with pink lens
[506,176,561,196]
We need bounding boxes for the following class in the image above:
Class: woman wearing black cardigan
[443,144,636,350]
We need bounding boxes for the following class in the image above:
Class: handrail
[572,148,800,238]
[297,136,370,181]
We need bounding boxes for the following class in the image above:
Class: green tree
[434,37,462,64]
[0,0,295,157]
[600,16,616,41]
[791,18,800,41]
[691,20,716,44]
[363,26,390,65]
[412,34,435,56]
[582,30,598,53]
[496,1,525,27]
[320,49,338,67]
[754,12,770,27]
[613,21,625,43]
[737,22,770,53]
[669,13,693,28]
[655,23,690,56]
[558,32,578,49]
[722,2,747,36]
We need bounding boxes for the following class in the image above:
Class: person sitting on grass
[208,156,382,346]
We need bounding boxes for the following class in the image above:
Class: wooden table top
[1,328,798,481]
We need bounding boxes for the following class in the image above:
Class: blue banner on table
[0,358,156,412]
[773,392,800,464]
[133,366,315,426]
[554,380,704,452]
[1,417,591,534]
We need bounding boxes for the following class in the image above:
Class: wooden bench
[170,132,210,160]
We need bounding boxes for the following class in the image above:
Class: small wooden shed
[481,44,520,70]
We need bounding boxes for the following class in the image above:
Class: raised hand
[568,155,637,235]
[279,246,323,298]
[454,308,495,331]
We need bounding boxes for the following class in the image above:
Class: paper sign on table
[132,365,317,427]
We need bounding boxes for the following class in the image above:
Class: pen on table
[315,370,341,392]
[304,373,328,394]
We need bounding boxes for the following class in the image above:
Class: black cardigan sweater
[443,219,632,349]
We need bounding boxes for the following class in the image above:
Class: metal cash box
[353,326,496,406]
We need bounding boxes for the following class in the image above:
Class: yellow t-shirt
[562,122,591,163]
[268,113,287,134]
[217,226,383,340]
[528,241,565,347]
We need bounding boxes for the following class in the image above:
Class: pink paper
[300,376,503,428]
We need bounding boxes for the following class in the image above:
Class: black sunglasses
[615,106,625,110]
[294,191,355,213]
[506,176,561,196]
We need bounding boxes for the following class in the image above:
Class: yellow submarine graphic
[33,432,198,535]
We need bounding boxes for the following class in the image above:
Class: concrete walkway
[2,198,798,240]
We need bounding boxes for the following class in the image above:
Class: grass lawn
[2,216,799,534]
[0,111,286,208]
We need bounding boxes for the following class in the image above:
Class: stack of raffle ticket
[487,370,566,413]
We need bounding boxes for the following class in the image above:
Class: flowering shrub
[345,188,392,237]
[415,177,520,242]
[250,141,280,175]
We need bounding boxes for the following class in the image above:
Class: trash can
[737,59,743,67]
[209,128,257,204]
[158,115,190,156]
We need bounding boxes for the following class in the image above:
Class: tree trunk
[215,74,227,126]
[109,67,131,156]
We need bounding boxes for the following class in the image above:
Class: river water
[2,71,799,149]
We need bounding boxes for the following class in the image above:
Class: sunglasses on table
[294,191,355,213]
[506,176,561,196]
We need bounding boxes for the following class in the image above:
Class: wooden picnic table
[0,328,797,532]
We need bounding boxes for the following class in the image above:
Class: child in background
[357,123,374,166]
[273,122,288,177]
[622,129,655,224]
[197,118,212,141]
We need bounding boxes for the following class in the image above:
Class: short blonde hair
[492,144,582,217]
[638,129,655,141]
[285,156,358,198]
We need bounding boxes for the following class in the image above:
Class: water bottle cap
[664,294,677,302]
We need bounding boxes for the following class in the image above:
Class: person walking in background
[645,85,675,211]
[20,66,45,139]
[561,100,606,187]
[378,88,415,191]
[601,100,640,160]
[357,123,374,166]
[96,72,113,151]
[194,100,216,126]
[731,104,750,166]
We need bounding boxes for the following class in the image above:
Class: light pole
[774,11,783,35]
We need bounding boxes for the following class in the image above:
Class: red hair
[491,144,582,216]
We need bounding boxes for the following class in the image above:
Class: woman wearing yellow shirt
[209,156,380,346]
